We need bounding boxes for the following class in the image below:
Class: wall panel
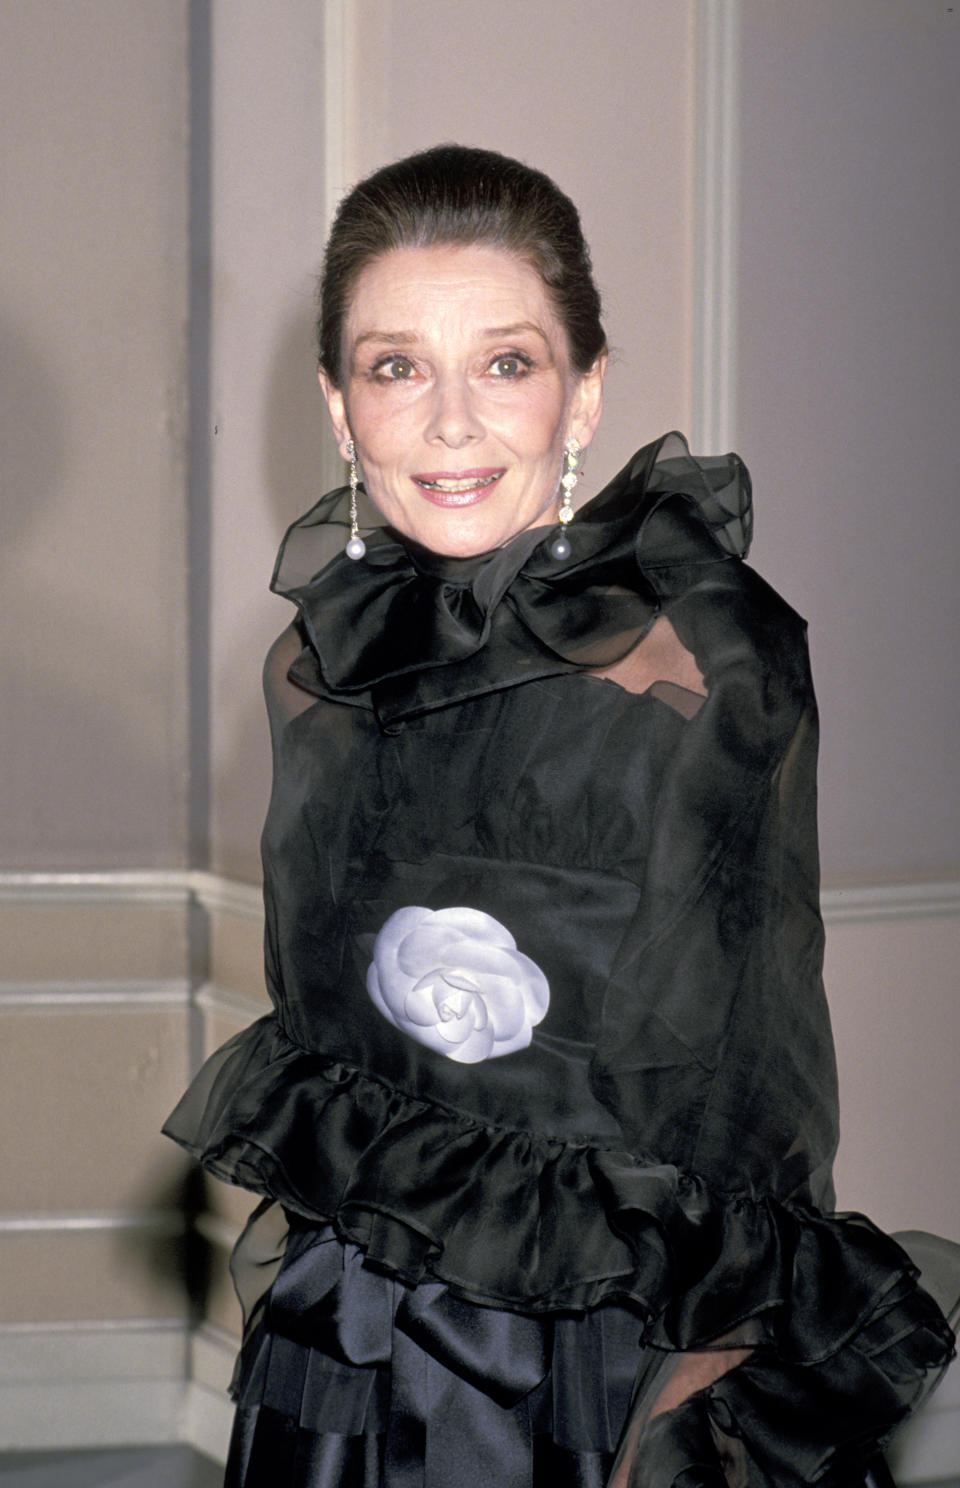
[0,0,191,870]
[736,0,960,883]
[346,0,697,495]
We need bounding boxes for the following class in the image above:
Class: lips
[412,469,505,506]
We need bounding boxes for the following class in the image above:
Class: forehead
[344,243,563,338]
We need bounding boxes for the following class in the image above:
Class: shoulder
[636,495,814,753]
[641,491,808,645]
[263,620,325,736]
[264,621,305,694]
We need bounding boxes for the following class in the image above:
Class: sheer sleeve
[592,494,836,1205]
[588,497,952,1484]
[263,619,321,734]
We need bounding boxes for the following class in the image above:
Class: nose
[423,371,484,448]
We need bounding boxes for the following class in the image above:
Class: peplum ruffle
[164,1014,953,1482]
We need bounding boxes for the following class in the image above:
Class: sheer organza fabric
[165,434,953,1486]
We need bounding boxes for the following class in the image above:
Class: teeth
[419,474,499,492]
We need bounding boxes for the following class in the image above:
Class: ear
[567,352,607,452]
[318,369,353,456]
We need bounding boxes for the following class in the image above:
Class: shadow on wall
[115,1161,216,1325]
[209,301,340,881]
[1,308,190,868]
[0,313,69,546]
[262,298,335,525]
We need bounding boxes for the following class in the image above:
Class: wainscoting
[2,870,958,1476]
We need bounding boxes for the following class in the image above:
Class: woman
[165,145,953,1486]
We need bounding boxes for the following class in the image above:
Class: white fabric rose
[366,906,550,1064]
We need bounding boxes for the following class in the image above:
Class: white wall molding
[0,870,192,906]
[887,1349,960,1484]
[193,1210,243,1252]
[0,1211,185,1237]
[319,0,354,497]
[2,869,957,930]
[692,0,741,455]
[821,880,960,926]
[0,868,261,922]
[0,1317,953,1479]
[182,1382,233,1465]
[0,1320,233,1462]
[183,1323,236,1463]
[323,0,350,226]
[0,980,190,1008]
[0,1323,189,1450]
[1,865,956,1475]
[190,869,263,923]
[195,980,266,1023]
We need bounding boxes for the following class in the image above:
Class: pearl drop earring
[344,439,366,560]
[550,438,580,561]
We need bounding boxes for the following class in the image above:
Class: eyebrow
[352,330,420,348]
[481,322,551,342]
[351,321,552,349]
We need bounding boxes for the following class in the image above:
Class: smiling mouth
[413,471,504,505]
[414,473,502,492]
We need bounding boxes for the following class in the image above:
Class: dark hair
[318,144,607,385]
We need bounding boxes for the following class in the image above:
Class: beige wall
[733,0,960,1234]
[7,2,955,884]
[346,0,696,488]
[206,0,697,881]
[1,0,191,871]
[828,909,960,1236]
[736,0,960,884]
[1,0,958,1450]
[0,0,699,1377]
[205,0,332,881]
[0,889,194,1327]
[0,0,198,1386]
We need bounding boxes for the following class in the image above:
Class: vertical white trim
[321,0,354,494]
[692,0,741,454]
[323,0,351,233]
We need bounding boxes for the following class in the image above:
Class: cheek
[345,375,571,477]
[498,390,569,457]
[346,390,418,467]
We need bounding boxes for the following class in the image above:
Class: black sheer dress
[164,433,953,1486]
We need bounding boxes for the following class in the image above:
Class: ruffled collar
[272,432,752,726]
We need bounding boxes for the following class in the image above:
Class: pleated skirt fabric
[223,1213,649,1488]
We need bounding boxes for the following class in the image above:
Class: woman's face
[320,243,605,557]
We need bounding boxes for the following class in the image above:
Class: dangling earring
[550,438,580,561]
[344,438,366,560]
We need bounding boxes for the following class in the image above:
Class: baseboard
[0,1317,955,1476]
[181,1325,236,1464]
[1,870,957,1475]
[0,1321,235,1463]
[887,1351,960,1483]
[0,1323,188,1450]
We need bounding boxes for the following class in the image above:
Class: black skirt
[224,1212,653,1488]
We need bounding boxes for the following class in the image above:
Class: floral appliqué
[366,906,550,1063]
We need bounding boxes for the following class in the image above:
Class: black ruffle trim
[163,1014,953,1483]
[270,432,752,726]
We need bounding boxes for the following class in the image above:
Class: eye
[373,356,415,380]
[490,353,532,378]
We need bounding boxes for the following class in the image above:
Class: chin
[400,517,497,558]
[421,530,513,559]
[409,509,556,559]
[421,540,493,559]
